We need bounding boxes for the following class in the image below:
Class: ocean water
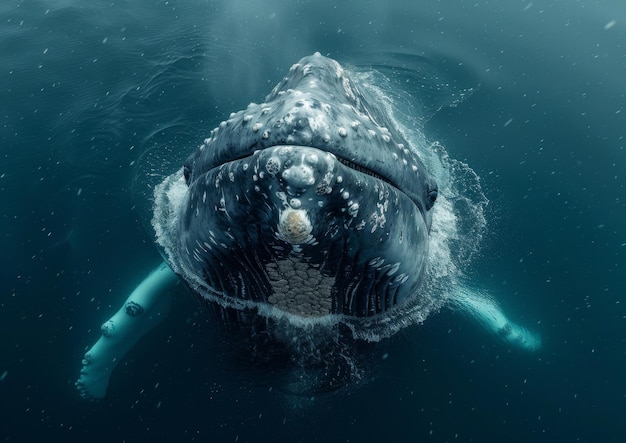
[1,1,625,442]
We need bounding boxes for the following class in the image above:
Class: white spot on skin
[348,202,359,218]
[290,198,302,209]
[252,123,262,132]
[338,127,347,137]
[387,263,400,275]
[283,164,315,187]
[342,191,350,200]
[262,130,270,139]
[275,191,288,205]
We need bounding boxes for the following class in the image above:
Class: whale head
[170,53,438,318]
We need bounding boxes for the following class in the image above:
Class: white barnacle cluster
[100,320,114,337]
[265,156,281,175]
[353,184,389,234]
[277,208,313,245]
[369,201,387,234]
[265,258,334,317]
[316,169,335,195]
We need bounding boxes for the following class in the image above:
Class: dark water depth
[1,1,625,442]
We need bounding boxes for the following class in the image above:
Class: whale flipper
[451,285,541,352]
[75,262,178,399]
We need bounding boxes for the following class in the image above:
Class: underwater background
[1,0,625,441]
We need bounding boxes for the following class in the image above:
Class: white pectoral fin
[451,284,541,352]
[76,261,179,399]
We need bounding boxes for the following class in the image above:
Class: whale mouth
[329,156,385,183]
[185,148,387,184]
[185,141,434,221]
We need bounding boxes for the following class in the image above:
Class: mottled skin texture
[174,52,438,317]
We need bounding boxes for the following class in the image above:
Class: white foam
[152,169,188,275]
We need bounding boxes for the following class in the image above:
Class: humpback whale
[76,53,540,400]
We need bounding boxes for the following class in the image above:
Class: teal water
[1,1,625,441]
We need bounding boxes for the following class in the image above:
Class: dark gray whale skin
[175,52,437,319]
[74,54,536,401]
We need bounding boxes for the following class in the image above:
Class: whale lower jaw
[159,53,439,319]
[172,145,430,318]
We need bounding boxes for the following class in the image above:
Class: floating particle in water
[604,20,616,30]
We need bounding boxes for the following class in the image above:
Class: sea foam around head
[151,68,488,342]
